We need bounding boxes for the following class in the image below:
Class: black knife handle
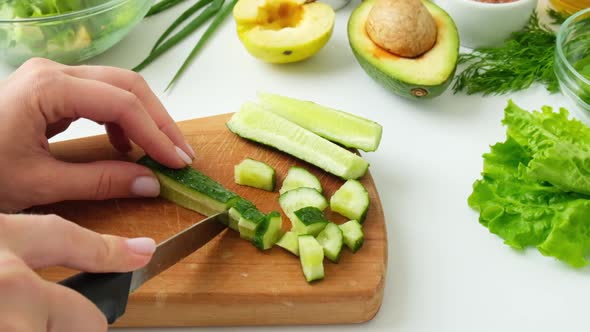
[59,272,132,324]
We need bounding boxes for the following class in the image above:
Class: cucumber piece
[276,231,299,256]
[293,207,329,236]
[339,220,364,253]
[253,211,283,250]
[228,198,256,232]
[258,91,383,152]
[227,102,369,180]
[330,180,370,223]
[316,222,343,263]
[238,208,266,241]
[234,158,276,191]
[279,166,322,195]
[137,156,239,216]
[298,235,325,282]
[279,187,328,215]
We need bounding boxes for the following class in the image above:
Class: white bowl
[435,0,538,49]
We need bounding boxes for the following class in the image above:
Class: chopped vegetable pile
[469,101,590,267]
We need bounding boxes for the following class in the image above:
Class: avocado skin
[347,0,459,100]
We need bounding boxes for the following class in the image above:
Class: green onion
[132,0,224,72]
[146,0,190,17]
[150,0,215,53]
[165,0,238,91]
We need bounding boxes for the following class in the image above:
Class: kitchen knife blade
[59,210,228,324]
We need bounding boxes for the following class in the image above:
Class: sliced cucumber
[292,207,329,236]
[339,220,364,253]
[330,180,370,223]
[298,235,325,282]
[279,166,322,195]
[234,158,276,191]
[137,156,239,216]
[238,208,266,241]
[253,212,283,250]
[276,231,299,256]
[226,102,369,180]
[257,91,383,152]
[228,198,256,232]
[279,187,328,215]
[316,222,343,263]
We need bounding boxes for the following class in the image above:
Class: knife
[58,210,228,324]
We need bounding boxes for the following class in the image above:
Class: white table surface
[1,1,589,331]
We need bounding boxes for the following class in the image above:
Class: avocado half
[348,0,459,99]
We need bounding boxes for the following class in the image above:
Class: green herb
[469,100,590,268]
[453,12,559,96]
[546,7,570,25]
[165,0,238,91]
[146,0,191,17]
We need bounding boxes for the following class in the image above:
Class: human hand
[0,213,155,331]
[0,58,195,213]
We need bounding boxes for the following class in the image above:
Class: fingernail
[186,142,196,158]
[126,237,156,255]
[175,146,193,165]
[131,176,160,197]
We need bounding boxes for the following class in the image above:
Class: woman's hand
[0,213,156,332]
[0,57,195,213]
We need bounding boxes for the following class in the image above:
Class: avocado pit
[366,0,437,58]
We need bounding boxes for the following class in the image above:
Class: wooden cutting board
[31,113,388,327]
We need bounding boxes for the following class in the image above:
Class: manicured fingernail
[131,176,160,197]
[186,142,196,158]
[126,237,156,255]
[176,146,193,165]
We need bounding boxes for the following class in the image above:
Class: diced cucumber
[137,156,239,216]
[330,180,370,223]
[298,235,325,282]
[238,208,266,241]
[279,166,322,195]
[234,158,276,191]
[253,211,283,250]
[279,187,328,215]
[316,222,343,263]
[257,91,383,152]
[339,220,364,253]
[293,207,329,236]
[228,198,256,232]
[226,102,369,180]
[276,231,299,256]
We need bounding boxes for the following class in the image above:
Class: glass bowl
[555,7,590,117]
[0,0,153,67]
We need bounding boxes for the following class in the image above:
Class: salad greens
[469,101,590,268]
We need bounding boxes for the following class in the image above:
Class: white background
[0,0,588,331]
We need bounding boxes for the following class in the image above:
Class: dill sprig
[452,12,560,96]
[546,8,570,25]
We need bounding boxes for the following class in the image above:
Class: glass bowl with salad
[0,0,153,66]
[555,7,590,117]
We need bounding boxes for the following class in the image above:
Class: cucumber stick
[293,207,329,236]
[330,180,370,223]
[276,231,299,256]
[339,220,364,253]
[257,91,383,152]
[253,212,283,250]
[298,235,324,282]
[226,102,369,180]
[316,222,343,263]
[137,156,239,216]
[279,166,322,195]
[234,158,276,191]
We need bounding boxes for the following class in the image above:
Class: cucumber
[279,166,322,195]
[292,207,329,236]
[257,91,383,152]
[279,187,328,215]
[238,208,266,241]
[330,180,370,223]
[234,158,276,191]
[316,222,343,263]
[253,211,283,250]
[276,231,299,256]
[228,198,256,232]
[298,235,325,282]
[137,156,239,216]
[339,220,364,253]
[226,102,369,180]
